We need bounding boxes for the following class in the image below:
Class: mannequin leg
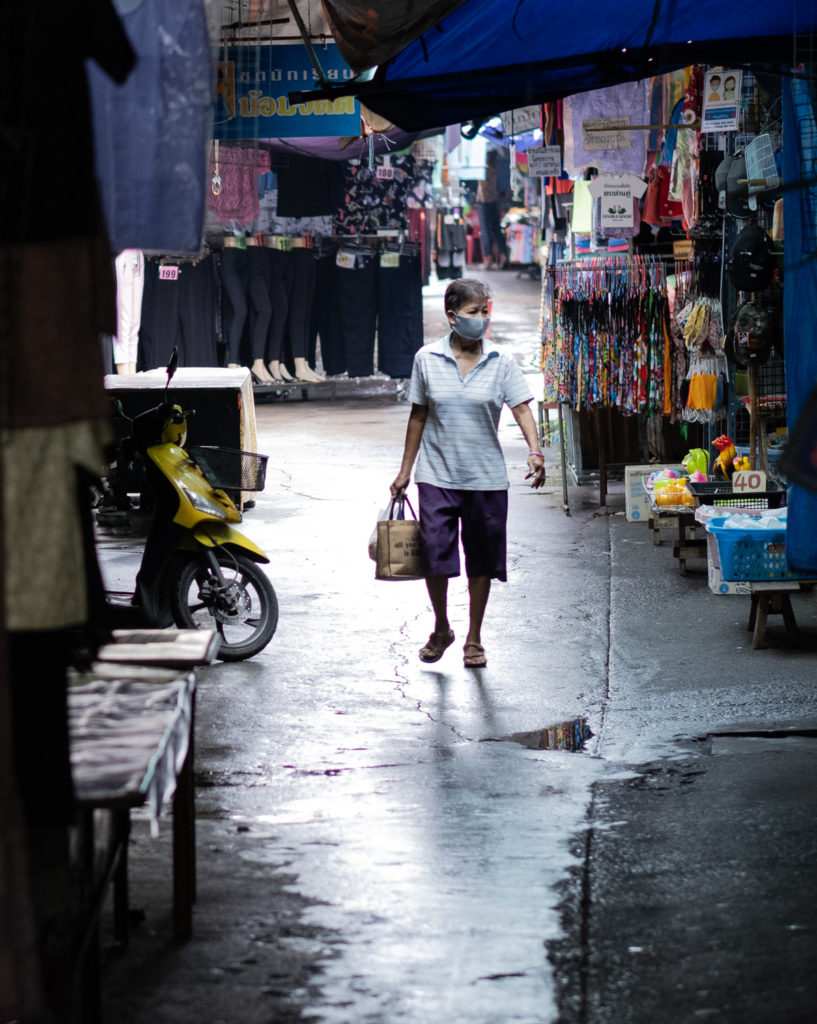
[288,249,323,381]
[219,248,249,366]
[267,359,293,382]
[114,250,144,368]
[250,357,277,383]
[247,246,272,383]
[293,356,325,382]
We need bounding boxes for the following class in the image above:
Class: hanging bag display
[374,493,427,581]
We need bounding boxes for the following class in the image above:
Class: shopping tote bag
[375,494,426,581]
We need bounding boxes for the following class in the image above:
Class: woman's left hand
[525,454,546,489]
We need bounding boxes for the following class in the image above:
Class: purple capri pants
[417,483,508,582]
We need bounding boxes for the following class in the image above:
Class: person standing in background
[476,149,508,270]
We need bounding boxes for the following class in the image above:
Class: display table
[68,629,216,1022]
[648,503,707,571]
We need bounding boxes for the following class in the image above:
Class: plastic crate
[707,517,813,581]
[189,446,268,491]
[687,480,785,510]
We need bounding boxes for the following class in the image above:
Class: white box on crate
[625,464,685,522]
[706,534,752,594]
[705,532,799,595]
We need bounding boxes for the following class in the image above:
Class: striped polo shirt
[408,334,533,491]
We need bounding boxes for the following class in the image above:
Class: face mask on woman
[452,313,489,341]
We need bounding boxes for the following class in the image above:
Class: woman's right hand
[390,471,410,498]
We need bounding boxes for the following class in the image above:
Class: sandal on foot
[463,642,487,668]
[419,629,455,663]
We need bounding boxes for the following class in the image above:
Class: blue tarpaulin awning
[341,0,817,131]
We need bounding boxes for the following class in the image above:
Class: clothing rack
[313,233,421,260]
[544,256,692,412]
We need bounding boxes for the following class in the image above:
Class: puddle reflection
[504,718,593,752]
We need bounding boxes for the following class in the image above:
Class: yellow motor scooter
[118,352,277,661]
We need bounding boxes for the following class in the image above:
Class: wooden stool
[748,590,798,649]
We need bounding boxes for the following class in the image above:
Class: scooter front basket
[189,446,268,492]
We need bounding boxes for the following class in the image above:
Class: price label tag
[336,250,357,269]
[732,470,767,492]
[376,165,395,179]
[277,236,292,251]
[526,146,562,177]
[158,265,179,281]
[380,251,400,269]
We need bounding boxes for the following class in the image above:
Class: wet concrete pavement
[97,269,817,1023]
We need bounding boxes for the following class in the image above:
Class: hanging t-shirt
[87,0,212,254]
[275,154,347,218]
[563,80,650,177]
[207,145,271,225]
[588,172,647,238]
[570,179,594,234]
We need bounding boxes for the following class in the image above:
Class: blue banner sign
[215,44,360,139]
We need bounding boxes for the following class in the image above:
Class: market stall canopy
[325,0,817,131]
[321,0,467,72]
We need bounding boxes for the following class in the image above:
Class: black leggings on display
[219,247,249,363]
[266,248,293,364]
[285,248,317,363]
[338,254,377,377]
[310,252,345,374]
[246,245,272,361]
[377,253,423,378]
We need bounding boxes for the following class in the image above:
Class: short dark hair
[444,278,491,313]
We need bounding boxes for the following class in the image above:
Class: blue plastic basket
[707,517,812,581]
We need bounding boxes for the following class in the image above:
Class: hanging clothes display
[335,153,435,235]
[138,255,219,369]
[504,218,541,265]
[377,247,424,378]
[675,294,728,424]
[543,257,682,415]
[207,145,271,226]
[87,0,212,254]
[562,80,650,177]
[434,205,467,280]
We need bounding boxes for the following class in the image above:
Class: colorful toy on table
[653,474,694,507]
[688,469,708,483]
[712,435,737,479]
[682,447,710,477]
[648,468,681,489]
[733,455,751,472]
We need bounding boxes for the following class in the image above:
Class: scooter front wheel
[169,550,278,661]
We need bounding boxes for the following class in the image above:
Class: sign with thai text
[215,44,360,140]
[526,146,562,177]
[500,105,541,135]
[582,117,631,150]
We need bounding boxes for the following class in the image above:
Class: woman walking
[391,278,545,668]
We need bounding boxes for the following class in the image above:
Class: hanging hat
[727,300,775,366]
[724,151,755,217]
[714,154,734,211]
[727,222,775,291]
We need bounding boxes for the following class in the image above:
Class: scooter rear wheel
[169,550,278,661]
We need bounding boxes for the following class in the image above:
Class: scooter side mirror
[165,347,179,390]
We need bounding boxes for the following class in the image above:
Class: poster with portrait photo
[702,69,742,133]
